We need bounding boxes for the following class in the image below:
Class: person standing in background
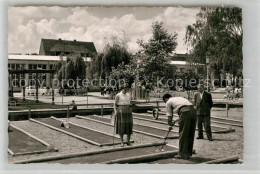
[194,84,214,141]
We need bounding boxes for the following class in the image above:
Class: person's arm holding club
[166,102,180,129]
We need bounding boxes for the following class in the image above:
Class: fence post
[101,104,104,116]
[28,106,31,120]
[67,105,70,119]
[226,102,229,117]
[52,89,55,105]
[23,87,26,101]
[35,73,39,103]
[86,88,88,108]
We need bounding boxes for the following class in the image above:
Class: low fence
[8,101,156,121]
[8,92,242,121]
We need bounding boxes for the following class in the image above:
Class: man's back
[166,97,192,115]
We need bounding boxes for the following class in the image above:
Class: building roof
[39,38,97,55]
[8,54,92,62]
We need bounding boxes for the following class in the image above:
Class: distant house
[39,38,97,57]
[170,53,203,74]
[8,38,96,90]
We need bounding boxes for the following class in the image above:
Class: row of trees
[55,7,243,90]
[185,7,243,85]
[87,21,179,89]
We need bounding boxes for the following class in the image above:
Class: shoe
[174,154,188,159]
[207,135,213,141]
[183,155,190,160]
[126,142,132,146]
[196,136,203,139]
[174,154,184,159]
[120,143,124,147]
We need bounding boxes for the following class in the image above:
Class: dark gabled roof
[39,38,97,55]
[50,44,90,53]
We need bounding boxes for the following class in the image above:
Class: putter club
[156,122,175,152]
[112,111,117,147]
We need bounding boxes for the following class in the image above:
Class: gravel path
[8,108,243,163]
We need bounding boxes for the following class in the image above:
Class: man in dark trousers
[163,94,197,159]
[194,84,213,141]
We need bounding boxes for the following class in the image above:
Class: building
[8,38,96,91]
[39,38,97,57]
[170,53,203,74]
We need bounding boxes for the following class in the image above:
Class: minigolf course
[147,109,243,127]
[8,124,54,156]
[134,112,235,133]
[76,115,179,139]
[30,117,130,146]
[13,142,180,164]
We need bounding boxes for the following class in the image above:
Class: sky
[8,6,200,54]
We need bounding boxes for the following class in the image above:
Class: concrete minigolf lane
[46,145,178,164]
[34,118,122,146]
[8,126,49,155]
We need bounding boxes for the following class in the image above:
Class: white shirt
[200,91,204,99]
[165,97,192,117]
[114,91,131,106]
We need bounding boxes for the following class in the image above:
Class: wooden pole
[87,87,88,108]
[28,106,31,119]
[52,89,54,105]
[101,104,104,116]
[67,105,70,119]
[22,87,26,101]
[35,73,39,103]
[226,102,229,117]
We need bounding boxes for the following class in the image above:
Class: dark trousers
[179,107,197,157]
[197,115,212,138]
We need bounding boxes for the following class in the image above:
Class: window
[11,64,15,69]
[20,64,25,70]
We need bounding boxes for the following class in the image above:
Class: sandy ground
[8,107,243,164]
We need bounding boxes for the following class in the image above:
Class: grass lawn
[8,98,65,111]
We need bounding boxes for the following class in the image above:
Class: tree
[109,61,136,89]
[89,33,132,81]
[137,21,178,86]
[89,53,104,79]
[55,53,86,87]
[185,7,243,85]
[102,42,131,79]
